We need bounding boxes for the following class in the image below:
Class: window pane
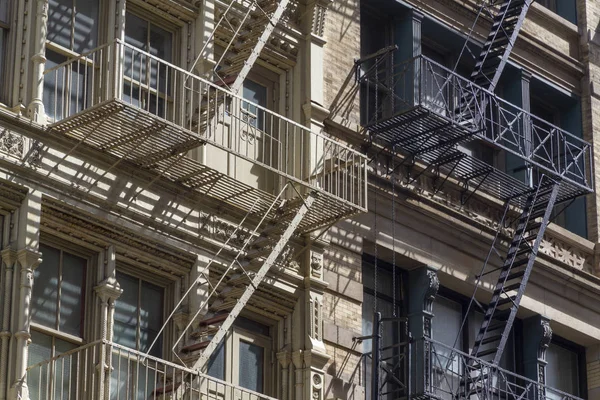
[54,338,78,399]
[243,80,267,129]
[59,253,86,336]
[28,331,53,400]
[74,0,98,53]
[32,245,60,328]
[47,0,73,49]
[43,50,69,120]
[207,339,226,380]
[238,340,264,393]
[149,24,172,62]
[139,281,163,356]
[546,343,579,397]
[363,263,395,297]
[0,0,8,23]
[432,297,462,350]
[432,296,463,394]
[125,13,147,50]
[114,273,139,349]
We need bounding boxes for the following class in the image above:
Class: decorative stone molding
[523,315,553,390]
[42,202,195,272]
[0,129,24,159]
[310,252,323,279]
[372,155,599,279]
[309,0,331,37]
[309,295,323,342]
[539,233,594,274]
[25,140,45,168]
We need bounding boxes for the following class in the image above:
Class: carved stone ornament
[310,297,323,341]
[539,234,593,274]
[424,269,439,313]
[26,140,45,168]
[538,318,552,361]
[374,153,596,279]
[310,0,331,37]
[310,253,323,278]
[0,129,24,159]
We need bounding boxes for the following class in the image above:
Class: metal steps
[210,0,290,93]
[462,175,560,395]
[471,0,533,91]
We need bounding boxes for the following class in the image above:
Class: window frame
[27,238,96,400]
[361,254,408,400]
[30,240,93,345]
[113,269,166,358]
[122,8,177,116]
[206,314,275,396]
[433,287,519,373]
[545,335,587,397]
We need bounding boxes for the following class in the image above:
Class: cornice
[41,200,196,274]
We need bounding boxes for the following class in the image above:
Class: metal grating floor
[368,107,589,208]
[48,100,360,232]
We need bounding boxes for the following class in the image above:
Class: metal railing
[43,39,367,211]
[359,53,593,194]
[415,338,582,400]
[27,339,278,400]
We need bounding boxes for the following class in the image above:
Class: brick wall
[323,0,362,131]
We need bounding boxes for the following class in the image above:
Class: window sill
[30,323,85,346]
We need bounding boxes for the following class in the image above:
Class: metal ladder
[162,191,316,398]
[470,0,533,91]
[191,0,290,94]
[463,176,560,393]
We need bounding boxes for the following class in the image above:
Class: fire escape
[357,0,592,399]
[24,0,367,399]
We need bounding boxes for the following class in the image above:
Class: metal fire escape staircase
[192,0,290,93]
[31,0,368,395]
[467,177,559,364]
[358,0,594,398]
[469,0,533,92]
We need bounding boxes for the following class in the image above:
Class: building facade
[0,0,598,400]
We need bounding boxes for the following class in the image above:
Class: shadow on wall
[325,340,365,400]
[327,63,360,129]
[329,0,360,42]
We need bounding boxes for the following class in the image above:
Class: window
[362,255,406,400]
[29,330,79,400]
[44,0,99,120]
[530,90,587,238]
[28,243,89,400]
[546,338,585,399]
[0,0,9,103]
[537,0,577,24]
[111,272,164,400]
[206,316,273,395]
[31,244,87,337]
[431,289,517,399]
[113,271,164,357]
[242,80,268,130]
[47,0,99,54]
[122,11,173,117]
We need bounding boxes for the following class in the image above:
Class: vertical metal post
[371,312,381,400]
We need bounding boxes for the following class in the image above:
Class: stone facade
[0,0,598,400]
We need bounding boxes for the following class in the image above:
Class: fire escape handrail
[42,39,364,159]
[41,38,369,213]
[26,339,279,400]
[362,52,594,195]
[419,337,584,400]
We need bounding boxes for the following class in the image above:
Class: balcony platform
[48,99,363,232]
[362,54,593,208]
[369,107,590,208]
[42,39,366,232]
